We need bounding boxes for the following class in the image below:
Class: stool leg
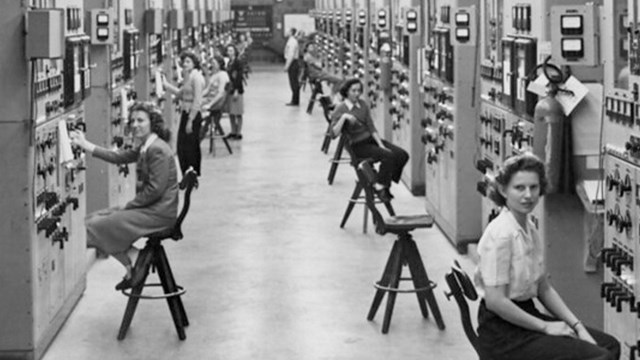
[405,238,445,330]
[362,204,368,234]
[307,89,318,114]
[157,246,189,327]
[383,200,395,217]
[367,240,401,322]
[340,181,363,228]
[321,125,332,154]
[155,247,187,340]
[327,137,345,185]
[214,121,233,155]
[208,118,215,155]
[117,250,153,340]
[381,240,405,334]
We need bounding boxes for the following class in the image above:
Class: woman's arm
[484,285,574,337]
[208,74,228,106]
[124,146,171,209]
[69,130,138,164]
[330,105,353,139]
[363,102,388,149]
[537,277,596,344]
[163,76,181,95]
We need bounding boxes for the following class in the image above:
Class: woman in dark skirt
[475,153,620,360]
[163,50,205,175]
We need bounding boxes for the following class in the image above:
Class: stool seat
[383,214,434,232]
[145,227,182,241]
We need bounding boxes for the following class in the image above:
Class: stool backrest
[356,161,387,235]
[172,167,198,240]
[445,260,492,359]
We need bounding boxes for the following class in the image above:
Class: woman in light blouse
[475,153,619,360]
[163,50,205,176]
[201,56,230,139]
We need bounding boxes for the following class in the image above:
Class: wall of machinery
[421,0,482,253]
[471,0,610,330]
[0,0,230,358]
[312,0,640,349]
[601,0,640,358]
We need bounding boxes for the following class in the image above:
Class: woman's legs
[236,115,243,138]
[380,139,409,184]
[351,138,409,188]
[228,115,238,136]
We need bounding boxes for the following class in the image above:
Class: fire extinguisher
[532,56,573,194]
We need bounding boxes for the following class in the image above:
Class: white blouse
[474,208,545,301]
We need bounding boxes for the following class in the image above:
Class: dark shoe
[285,102,299,106]
[224,133,236,140]
[375,188,392,203]
[236,134,243,140]
[115,277,132,291]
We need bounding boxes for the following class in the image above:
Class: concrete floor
[42,65,478,360]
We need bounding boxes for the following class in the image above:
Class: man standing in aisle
[284,27,300,106]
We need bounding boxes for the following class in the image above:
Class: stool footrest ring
[373,280,437,294]
[121,283,186,300]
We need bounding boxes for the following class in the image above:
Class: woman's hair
[180,50,201,70]
[487,153,548,207]
[303,41,315,53]
[214,56,226,71]
[339,78,362,99]
[128,101,171,142]
[225,44,238,58]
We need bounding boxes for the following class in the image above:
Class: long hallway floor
[42,65,478,360]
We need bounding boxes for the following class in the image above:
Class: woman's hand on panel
[69,130,88,150]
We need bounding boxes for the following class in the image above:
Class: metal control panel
[422,0,481,252]
[0,1,89,358]
[474,0,606,331]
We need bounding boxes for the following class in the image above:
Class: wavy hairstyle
[180,50,202,70]
[339,78,362,99]
[128,101,171,142]
[487,153,548,207]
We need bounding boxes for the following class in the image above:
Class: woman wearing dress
[225,44,246,140]
[70,101,178,290]
[475,153,620,360]
[201,56,230,139]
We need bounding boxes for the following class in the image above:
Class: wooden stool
[306,78,324,114]
[117,168,198,341]
[357,161,445,334]
[340,178,395,234]
[327,135,351,185]
[206,112,232,156]
[319,96,335,154]
[340,152,395,233]
[445,261,494,360]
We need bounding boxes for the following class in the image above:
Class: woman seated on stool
[303,42,345,96]
[330,78,409,201]
[201,56,230,140]
[476,153,620,360]
[70,102,179,290]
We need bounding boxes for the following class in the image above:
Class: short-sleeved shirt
[330,99,377,143]
[474,208,545,301]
